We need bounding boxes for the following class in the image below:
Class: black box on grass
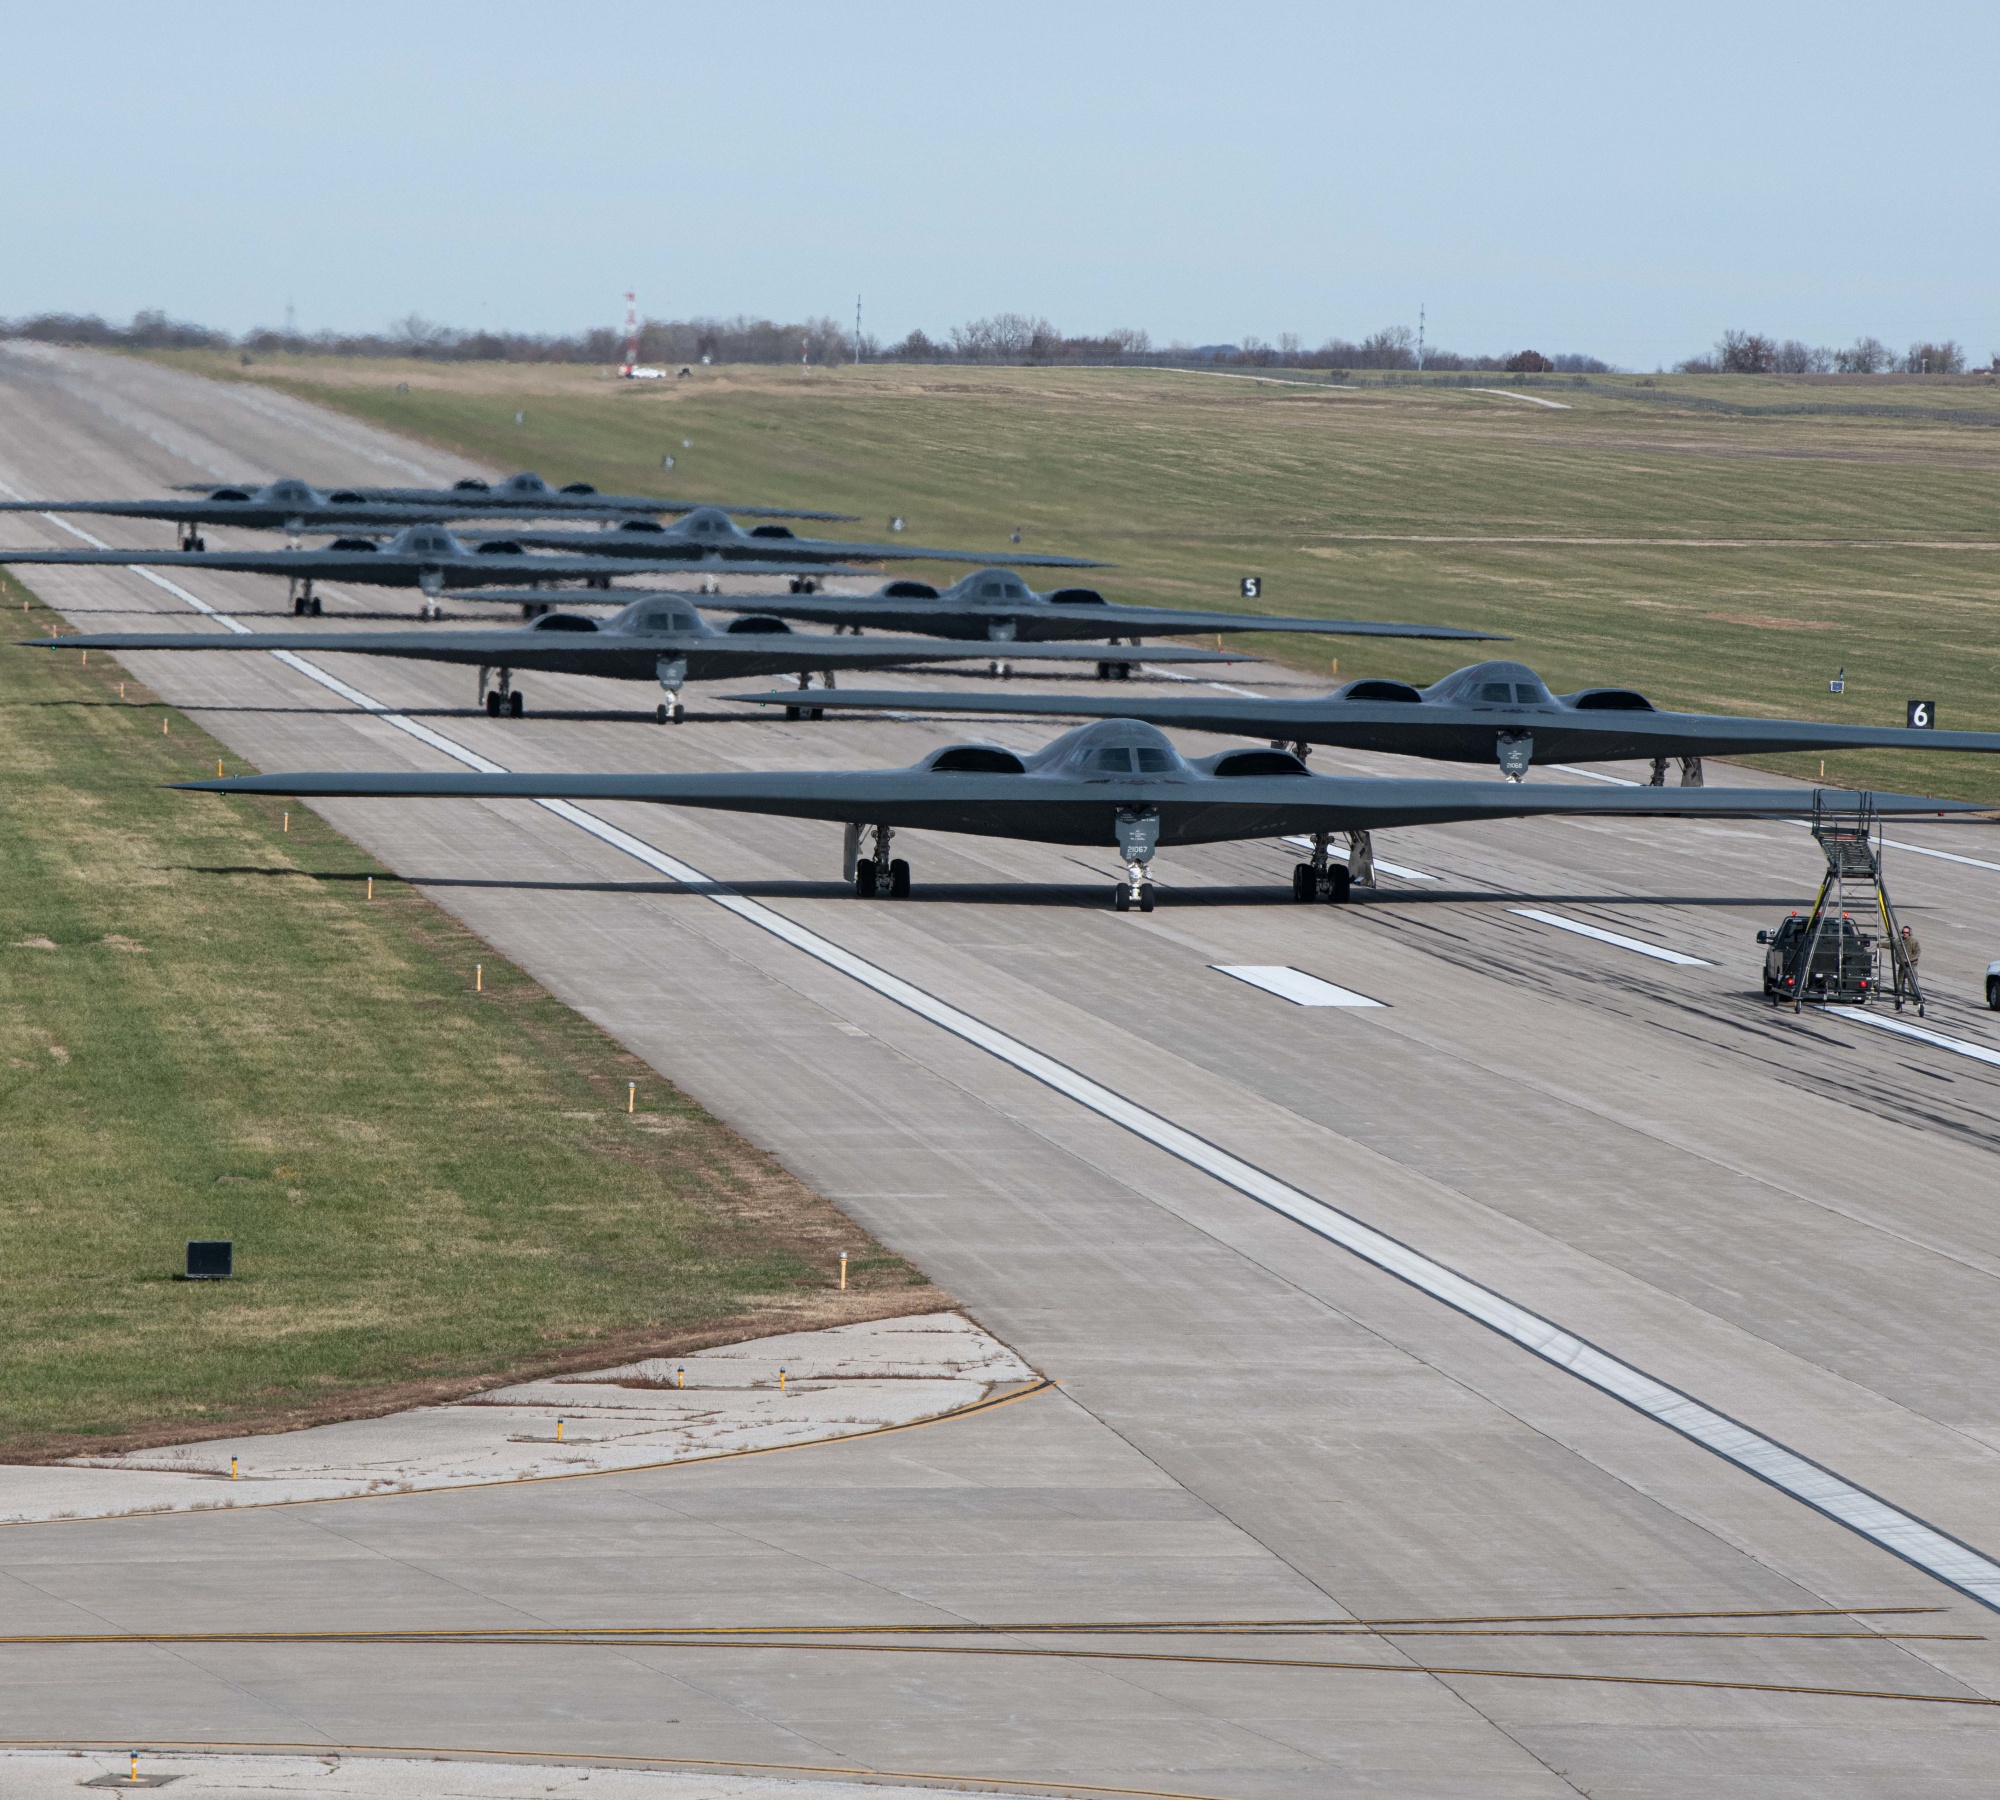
[185,1240,233,1280]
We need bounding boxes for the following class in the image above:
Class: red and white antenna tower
[621,291,639,376]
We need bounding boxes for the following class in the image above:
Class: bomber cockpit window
[1134,747,1176,772]
[1094,747,1134,772]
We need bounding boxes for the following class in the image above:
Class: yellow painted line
[0,1378,1056,1529]
[0,1605,1949,1649]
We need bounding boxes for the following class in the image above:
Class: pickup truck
[1759,911,1877,1004]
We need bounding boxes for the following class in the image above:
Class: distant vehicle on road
[1758,911,1877,1004]
[1986,958,2000,1010]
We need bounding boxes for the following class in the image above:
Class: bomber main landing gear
[1648,754,1704,787]
[846,822,909,898]
[785,669,831,721]
[180,529,207,553]
[480,667,524,717]
[1292,829,1351,903]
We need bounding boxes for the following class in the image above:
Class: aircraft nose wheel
[656,700,684,725]
[1113,883,1156,913]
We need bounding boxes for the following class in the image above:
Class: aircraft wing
[0,548,888,588]
[695,594,1503,642]
[30,630,1242,683]
[721,689,2000,764]
[177,766,1987,850]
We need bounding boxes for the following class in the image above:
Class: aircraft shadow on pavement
[176,867,1808,911]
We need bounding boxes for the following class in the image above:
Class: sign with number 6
[1908,700,1936,729]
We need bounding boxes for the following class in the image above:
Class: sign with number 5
[1908,700,1936,729]
[1240,576,1261,599]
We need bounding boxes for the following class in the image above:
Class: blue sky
[4,1,1994,368]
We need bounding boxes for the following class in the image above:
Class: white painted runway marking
[1466,388,1572,410]
[1280,835,1437,881]
[1551,764,1641,786]
[1509,908,1712,966]
[1826,1007,2000,1071]
[1883,838,2000,875]
[20,491,2000,1613]
[1213,966,1385,1008]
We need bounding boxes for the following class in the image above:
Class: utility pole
[621,291,639,376]
[855,294,863,365]
[1416,304,1426,372]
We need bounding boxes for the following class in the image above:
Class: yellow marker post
[675,1366,685,1389]
[366,877,374,900]
[778,1368,787,1394]
[81,649,87,666]
[162,717,169,735]
[282,812,290,832]
[555,1420,564,1442]
[839,1251,848,1290]
[230,1457,239,1480]
[129,1753,138,1784]
[627,1081,637,1113]
[217,759,224,778]
[118,682,125,699]
[475,964,483,992]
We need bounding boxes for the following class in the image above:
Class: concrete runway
[6,342,2000,1798]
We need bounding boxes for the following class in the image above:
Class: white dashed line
[1280,835,1437,882]
[1213,966,1385,1008]
[1509,908,1711,966]
[1825,1007,2000,1070]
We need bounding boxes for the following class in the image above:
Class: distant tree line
[1,306,1610,375]
[1677,329,1986,376]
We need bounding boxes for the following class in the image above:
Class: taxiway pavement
[5,343,2000,1798]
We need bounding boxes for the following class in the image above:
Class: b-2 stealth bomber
[0,522,874,616]
[687,568,1506,663]
[469,510,1105,572]
[168,470,843,521]
[181,717,1985,912]
[729,657,2000,786]
[0,478,855,552]
[36,602,1241,723]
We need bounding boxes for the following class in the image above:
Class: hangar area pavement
[5,342,2000,1798]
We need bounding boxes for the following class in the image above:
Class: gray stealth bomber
[470,509,1105,571]
[690,567,1506,654]
[732,657,2000,785]
[34,601,1242,724]
[0,521,873,617]
[168,470,850,520]
[178,717,1987,912]
[0,477,854,550]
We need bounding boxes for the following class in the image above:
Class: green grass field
[158,351,2000,801]
[0,581,936,1458]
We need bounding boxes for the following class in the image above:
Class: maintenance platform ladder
[1794,792,1923,1016]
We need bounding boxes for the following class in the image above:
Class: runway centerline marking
[1213,966,1385,1008]
[1882,838,2000,875]
[1550,764,1642,787]
[18,492,2000,1615]
[1825,1007,2000,1071]
[1281,834,1436,882]
[1508,908,1712,966]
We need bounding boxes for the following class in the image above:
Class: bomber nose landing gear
[1112,806,1159,912]
[288,577,321,616]
[656,655,687,725]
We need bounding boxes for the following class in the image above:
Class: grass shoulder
[0,580,940,1459]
